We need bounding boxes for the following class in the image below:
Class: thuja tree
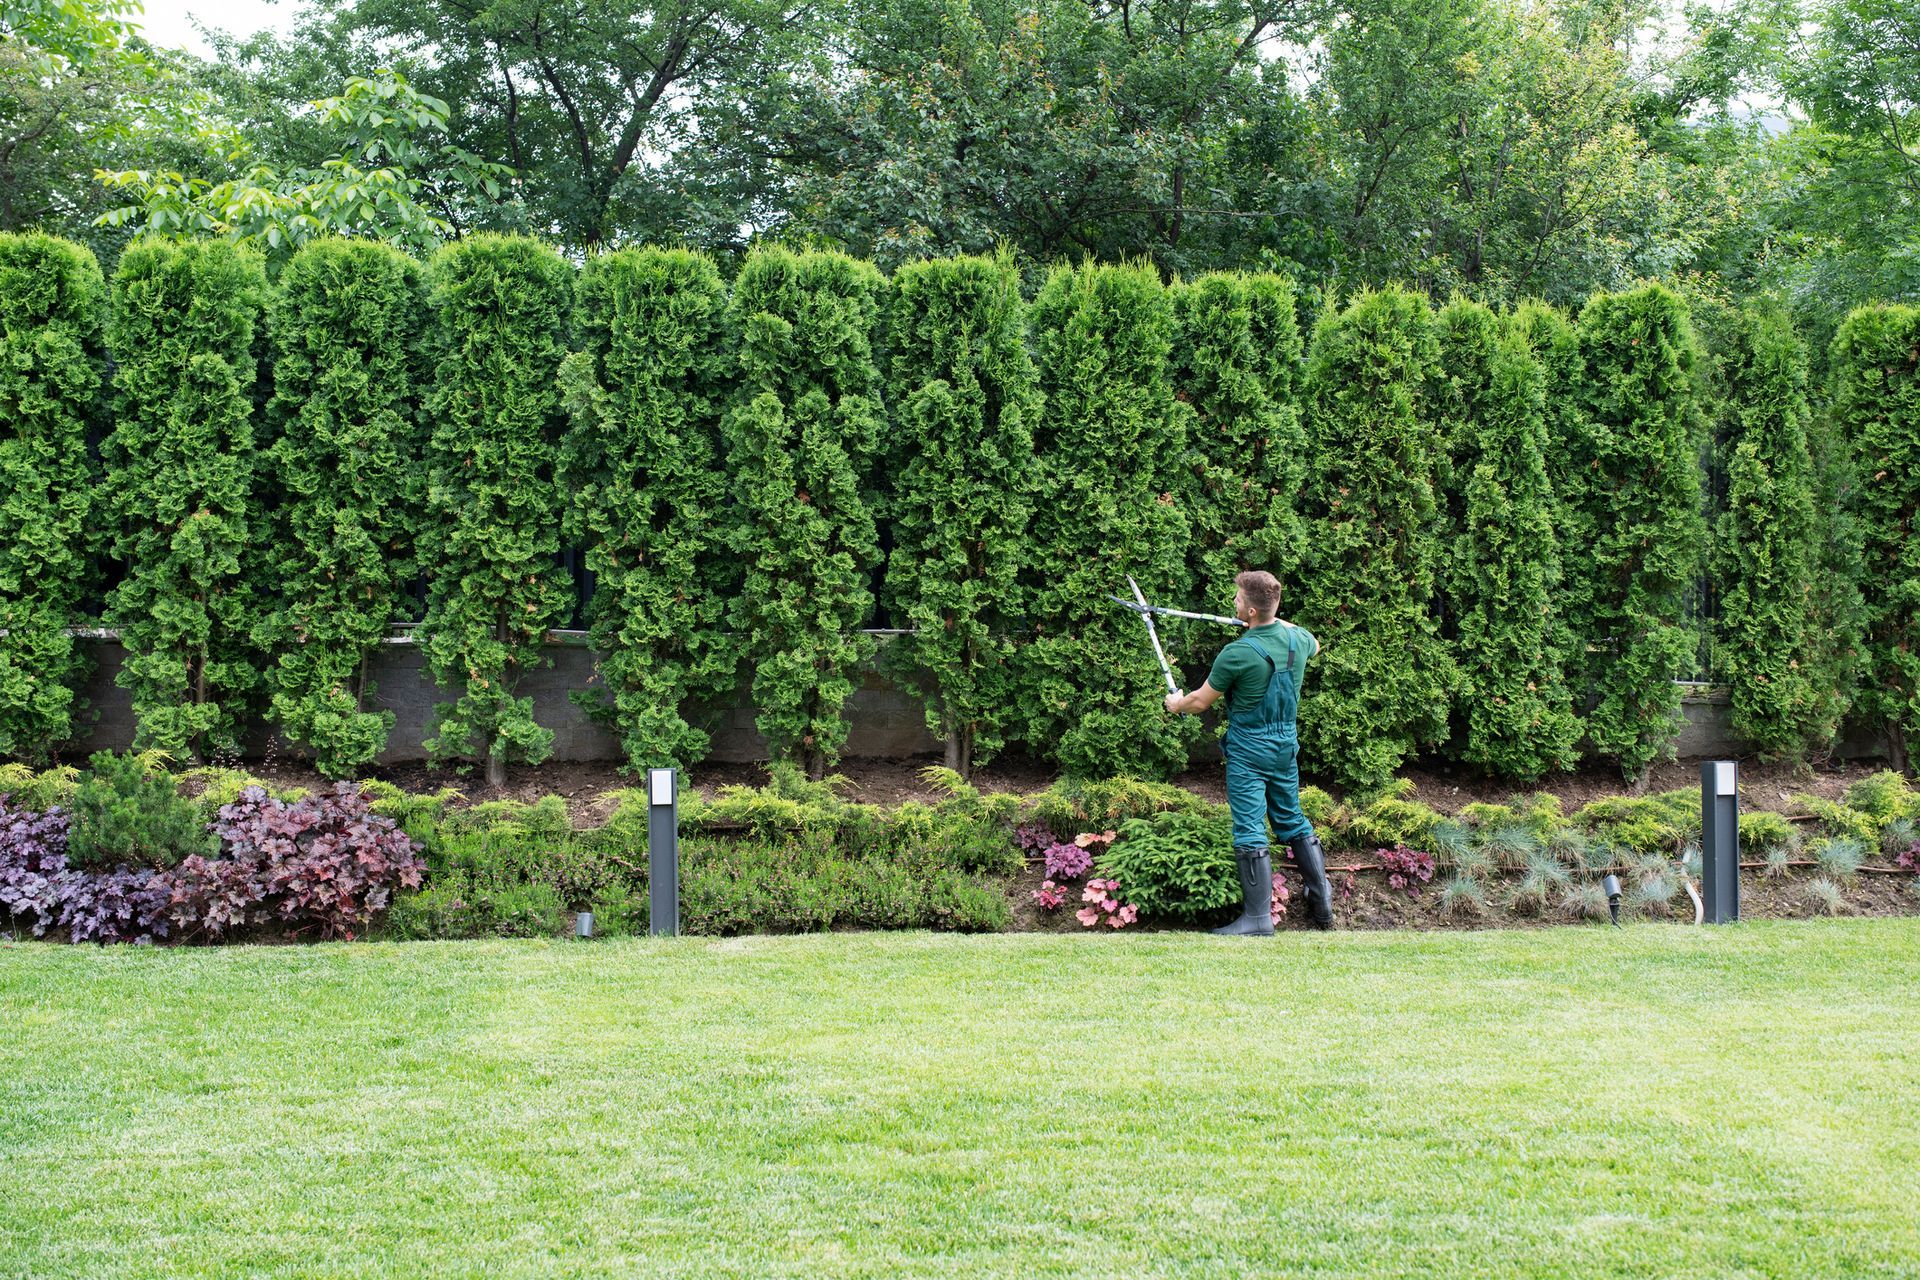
[102,238,269,759]
[1022,260,1198,778]
[1573,284,1706,784]
[1829,304,1920,772]
[419,235,574,787]
[256,239,428,777]
[1435,302,1579,779]
[1171,272,1308,613]
[1294,288,1456,793]
[559,247,734,771]
[883,252,1039,776]
[0,234,103,760]
[722,246,887,779]
[1704,300,1830,761]
[1509,299,1595,664]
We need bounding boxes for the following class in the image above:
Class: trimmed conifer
[1572,283,1706,784]
[559,247,735,771]
[1702,299,1831,760]
[101,238,269,759]
[1828,304,1920,771]
[0,233,104,760]
[256,239,429,777]
[1172,272,1308,614]
[1434,300,1579,779]
[1021,260,1198,779]
[418,235,575,787]
[1295,287,1457,793]
[883,251,1039,776]
[721,246,888,779]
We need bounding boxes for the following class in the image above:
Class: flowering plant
[1032,879,1068,911]
[1073,829,1117,850]
[1075,877,1138,929]
[1270,873,1291,918]
[1376,844,1435,893]
[1042,841,1092,881]
[1896,841,1920,874]
[1014,822,1058,856]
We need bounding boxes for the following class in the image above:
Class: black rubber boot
[1211,846,1274,936]
[1288,832,1334,929]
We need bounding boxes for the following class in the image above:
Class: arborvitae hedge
[1295,287,1456,793]
[0,233,103,760]
[102,238,268,759]
[1172,272,1307,614]
[1703,299,1828,761]
[1829,304,1920,771]
[1509,300,1593,657]
[1021,260,1198,779]
[722,246,888,779]
[1435,301,1579,779]
[883,252,1038,776]
[419,235,575,787]
[559,247,735,771]
[256,239,428,777]
[1573,283,1706,783]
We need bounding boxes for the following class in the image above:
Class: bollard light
[1700,760,1740,924]
[575,911,594,939]
[1601,874,1622,927]
[647,766,680,937]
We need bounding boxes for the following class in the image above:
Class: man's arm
[1164,682,1223,716]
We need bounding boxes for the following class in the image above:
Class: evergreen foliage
[256,239,429,777]
[0,233,103,759]
[1703,299,1829,760]
[1509,300,1593,654]
[1828,304,1920,771]
[721,245,888,778]
[1021,260,1198,778]
[1171,271,1308,614]
[101,237,269,759]
[418,235,574,786]
[1571,284,1706,783]
[559,246,735,771]
[883,251,1039,776]
[1434,300,1579,778]
[1295,287,1456,793]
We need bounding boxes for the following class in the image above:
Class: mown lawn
[3,920,1917,1279]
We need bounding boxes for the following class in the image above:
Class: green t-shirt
[1206,620,1317,710]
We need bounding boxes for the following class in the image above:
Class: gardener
[1162,569,1333,934]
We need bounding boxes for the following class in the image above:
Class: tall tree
[256,238,428,777]
[559,247,736,771]
[1021,259,1198,778]
[101,236,269,759]
[722,245,888,779]
[1572,283,1706,785]
[418,234,574,787]
[1828,304,1920,772]
[883,251,1039,776]
[0,232,103,759]
[1434,299,1579,778]
[1295,287,1456,793]
[1172,271,1308,613]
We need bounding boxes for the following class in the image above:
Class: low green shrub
[1792,794,1880,846]
[1346,795,1442,852]
[1299,785,1341,832]
[1739,811,1798,854]
[1844,771,1916,826]
[0,763,80,811]
[1028,775,1206,834]
[65,752,216,870]
[1097,811,1239,921]
[1575,790,1699,854]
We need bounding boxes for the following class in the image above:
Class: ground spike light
[1601,874,1622,927]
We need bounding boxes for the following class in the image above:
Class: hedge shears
[1111,576,1247,695]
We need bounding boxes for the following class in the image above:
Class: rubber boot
[1211,846,1274,936]
[1288,832,1334,930]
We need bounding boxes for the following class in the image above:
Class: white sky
[132,0,301,58]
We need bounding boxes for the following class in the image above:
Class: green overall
[1210,622,1315,850]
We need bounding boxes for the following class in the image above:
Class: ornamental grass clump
[1441,873,1488,918]
[1813,837,1868,882]
[1804,877,1846,916]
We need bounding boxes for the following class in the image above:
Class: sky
[133,0,300,58]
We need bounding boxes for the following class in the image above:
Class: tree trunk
[486,750,507,789]
[944,726,974,780]
[1890,725,1910,776]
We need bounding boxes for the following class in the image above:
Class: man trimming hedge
[1162,569,1334,934]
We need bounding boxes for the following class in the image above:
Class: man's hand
[1164,691,1186,714]
[1165,682,1223,716]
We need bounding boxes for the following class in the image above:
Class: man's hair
[1235,570,1282,617]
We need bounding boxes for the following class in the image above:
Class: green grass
[4,921,1918,1278]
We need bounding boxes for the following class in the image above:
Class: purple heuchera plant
[1896,841,1920,874]
[1376,844,1435,893]
[1042,841,1092,881]
[1014,822,1057,856]
[0,799,82,937]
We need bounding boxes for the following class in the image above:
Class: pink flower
[1074,832,1097,848]
[1106,914,1126,928]
[1076,907,1100,927]
[1100,898,1117,912]
[1117,904,1138,924]
[1082,883,1105,903]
